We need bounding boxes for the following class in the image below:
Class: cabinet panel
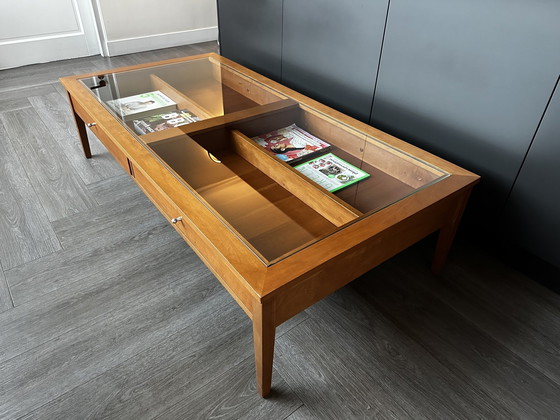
[503,79,560,269]
[371,0,560,215]
[282,0,389,122]
[217,0,282,80]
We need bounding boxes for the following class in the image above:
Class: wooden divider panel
[230,130,361,226]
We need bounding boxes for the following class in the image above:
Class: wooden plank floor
[1,41,559,419]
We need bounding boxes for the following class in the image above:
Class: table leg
[66,92,92,158]
[432,188,473,274]
[253,302,275,397]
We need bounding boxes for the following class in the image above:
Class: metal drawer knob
[87,122,97,127]
[171,217,182,224]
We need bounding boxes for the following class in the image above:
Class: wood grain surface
[0,117,61,269]
[0,85,56,113]
[28,92,122,184]
[1,107,97,221]
[0,42,558,419]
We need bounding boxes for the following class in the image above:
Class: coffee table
[60,53,479,397]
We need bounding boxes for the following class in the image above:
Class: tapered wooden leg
[252,302,275,397]
[66,92,92,158]
[432,188,473,274]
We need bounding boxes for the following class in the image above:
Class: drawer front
[131,163,257,317]
[72,99,130,173]
[132,163,188,233]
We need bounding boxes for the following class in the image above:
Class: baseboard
[105,27,218,57]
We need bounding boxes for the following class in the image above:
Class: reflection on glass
[80,56,448,265]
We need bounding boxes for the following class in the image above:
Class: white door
[0,0,100,70]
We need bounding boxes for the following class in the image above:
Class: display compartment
[79,55,447,265]
[145,101,448,265]
[79,56,287,131]
[189,102,449,214]
[149,133,341,265]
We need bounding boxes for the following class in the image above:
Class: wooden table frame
[60,53,479,397]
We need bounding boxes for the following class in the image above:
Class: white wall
[93,0,218,56]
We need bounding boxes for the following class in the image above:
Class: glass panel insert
[80,56,448,265]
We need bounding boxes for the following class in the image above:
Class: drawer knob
[171,217,182,224]
[87,122,97,127]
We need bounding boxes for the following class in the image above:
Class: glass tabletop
[80,56,448,265]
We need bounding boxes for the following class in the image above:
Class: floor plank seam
[450,263,560,327]
[424,271,560,388]
[14,289,241,420]
[0,244,200,364]
[151,314,310,418]
[14,300,234,419]
[281,404,306,420]
[1,107,94,227]
[387,248,560,389]
[0,82,58,95]
[0,262,16,312]
[27,93,118,189]
[152,354,257,419]
[301,281,516,418]
[5,215,173,306]
[0,116,63,270]
[361,284,533,418]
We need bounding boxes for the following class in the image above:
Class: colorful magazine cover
[295,153,370,192]
[251,123,331,164]
[133,109,200,135]
[106,90,176,121]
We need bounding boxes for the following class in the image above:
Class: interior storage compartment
[77,54,452,268]
[140,58,266,117]
[146,101,447,265]
[80,56,286,128]
[188,103,448,214]
[95,58,447,264]
[149,134,340,264]
[149,74,215,119]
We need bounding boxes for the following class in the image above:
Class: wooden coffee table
[60,53,479,397]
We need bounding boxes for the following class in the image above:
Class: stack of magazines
[105,90,200,134]
[252,124,370,192]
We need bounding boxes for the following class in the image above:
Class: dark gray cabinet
[370,0,560,216]
[217,0,560,273]
[282,0,388,121]
[217,0,283,80]
[502,79,560,268]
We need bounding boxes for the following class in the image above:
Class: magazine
[251,124,331,164]
[106,91,176,121]
[132,109,200,135]
[294,153,370,192]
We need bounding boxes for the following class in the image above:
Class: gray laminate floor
[1,41,560,419]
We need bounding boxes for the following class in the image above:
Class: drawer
[72,99,130,173]
[131,163,188,234]
[130,160,257,318]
